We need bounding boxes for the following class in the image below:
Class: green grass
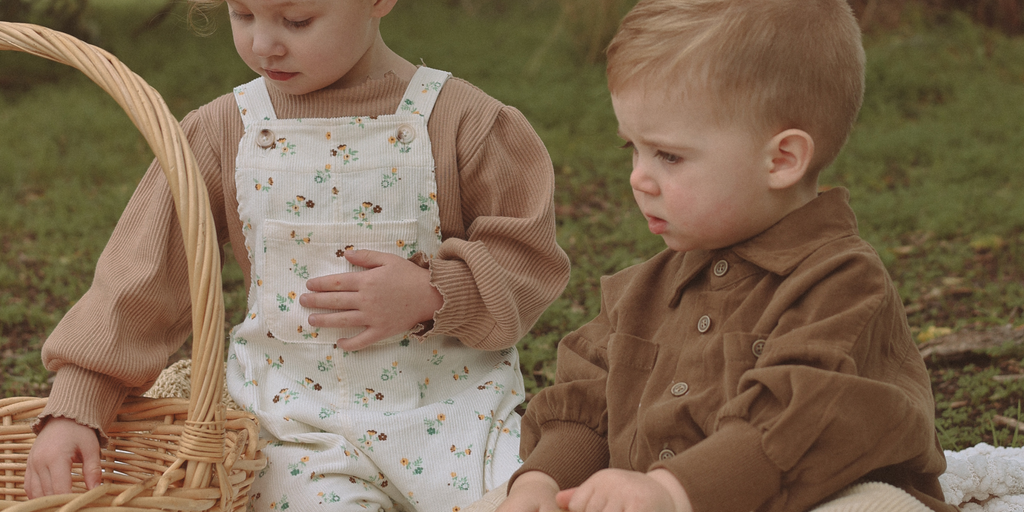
[3,1,1024,449]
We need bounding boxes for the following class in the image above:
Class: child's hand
[555,468,692,512]
[25,417,102,498]
[496,471,563,512]
[301,250,443,351]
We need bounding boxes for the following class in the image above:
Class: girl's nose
[251,28,284,58]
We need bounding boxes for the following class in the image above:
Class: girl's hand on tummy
[301,250,443,351]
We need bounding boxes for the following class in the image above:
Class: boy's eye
[656,151,681,164]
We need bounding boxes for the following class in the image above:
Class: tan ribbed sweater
[38,72,571,437]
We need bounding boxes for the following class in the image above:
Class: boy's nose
[629,161,658,196]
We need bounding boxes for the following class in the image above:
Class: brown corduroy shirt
[515,189,954,512]
[38,72,570,438]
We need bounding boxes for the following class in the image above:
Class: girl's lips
[265,70,298,81]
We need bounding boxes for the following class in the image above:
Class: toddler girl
[25,1,569,511]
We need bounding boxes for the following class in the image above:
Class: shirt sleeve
[510,280,616,491]
[652,250,945,512]
[425,103,570,350]
[37,109,230,439]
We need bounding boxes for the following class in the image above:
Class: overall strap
[233,77,278,130]
[395,67,452,122]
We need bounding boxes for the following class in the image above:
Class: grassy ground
[2,1,1024,451]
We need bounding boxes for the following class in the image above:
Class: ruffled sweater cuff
[35,365,130,443]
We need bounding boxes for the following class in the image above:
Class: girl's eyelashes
[285,18,313,28]
[618,141,637,154]
[229,10,253,21]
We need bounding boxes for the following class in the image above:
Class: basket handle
[0,22,227,490]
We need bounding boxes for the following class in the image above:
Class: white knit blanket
[941,443,1024,511]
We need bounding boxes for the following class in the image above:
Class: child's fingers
[555,488,575,510]
[344,249,400,269]
[337,328,386,351]
[305,273,358,293]
[81,444,103,490]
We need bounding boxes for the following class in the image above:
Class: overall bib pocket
[260,218,418,343]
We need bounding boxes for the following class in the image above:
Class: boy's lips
[265,69,298,81]
[645,214,667,235]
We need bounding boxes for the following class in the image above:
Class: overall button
[670,382,689,397]
[659,449,675,460]
[697,315,711,333]
[396,124,416,144]
[752,339,767,358]
[713,259,729,277]
[256,129,275,149]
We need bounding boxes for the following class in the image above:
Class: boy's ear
[766,129,814,191]
[371,0,400,17]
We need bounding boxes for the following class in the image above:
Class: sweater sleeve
[37,109,230,439]
[652,250,947,512]
[425,101,570,350]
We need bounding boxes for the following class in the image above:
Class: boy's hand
[25,417,103,498]
[496,471,563,512]
[300,250,443,351]
[555,468,692,512]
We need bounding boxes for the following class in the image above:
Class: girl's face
[226,0,391,95]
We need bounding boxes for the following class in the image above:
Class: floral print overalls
[226,68,524,512]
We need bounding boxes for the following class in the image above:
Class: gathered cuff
[35,365,130,444]
[511,420,610,491]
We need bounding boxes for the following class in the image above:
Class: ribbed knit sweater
[38,72,571,437]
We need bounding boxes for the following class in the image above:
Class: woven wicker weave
[0,22,266,512]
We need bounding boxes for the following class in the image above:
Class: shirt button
[752,339,766,358]
[256,129,275,149]
[396,124,416,144]
[713,259,729,277]
[697,315,711,333]
[659,449,675,460]
[670,382,689,396]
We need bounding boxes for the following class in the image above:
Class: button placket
[752,339,766,358]
[713,259,729,277]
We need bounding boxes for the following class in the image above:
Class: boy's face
[226,0,380,95]
[612,86,778,253]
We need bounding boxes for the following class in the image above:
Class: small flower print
[301,327,320,340]
[276,293,295,312]
[350,117,366,128]
[287,457,308,476]
[286,195,313,216]
[451,444,473,458]
[318,407,336,420]
[289,230,313,245]
[449,472,470,491]
[317,491,341,505]
[354,388,383,408]
[265,354,284,369]
[331,186,340,201]
[352,202,380,229]
[380,361,399,381]
[402,456,424,475]
[390,134,412,153]
[477,380,506,395]
[381,167,400,188]
[421,81,442,93]
[277,138,296,156]
[357,430,387,451]
[317,356,334,372]
[272,388,299,404]
[400,98,422,116]
[452,366,469,381]
[429,349,444,365]
[270,495,290,510]
[418,377,430,399]
[314,164,332,184]
[254,178,272,192]
[418,192,436,212]
[325,131,331,140]
[424,414,445,435]
[289,258,310,279]
[330,144,358,164]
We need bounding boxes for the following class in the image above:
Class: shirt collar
[670,187,859,304]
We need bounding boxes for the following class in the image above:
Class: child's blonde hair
[607,0,865,173]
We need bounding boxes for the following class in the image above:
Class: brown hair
[606,0,865,173]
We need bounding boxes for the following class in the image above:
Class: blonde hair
[606,0,865,173]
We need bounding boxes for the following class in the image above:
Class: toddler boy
[499,1,955,511]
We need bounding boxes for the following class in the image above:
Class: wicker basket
[0,22,266,512]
